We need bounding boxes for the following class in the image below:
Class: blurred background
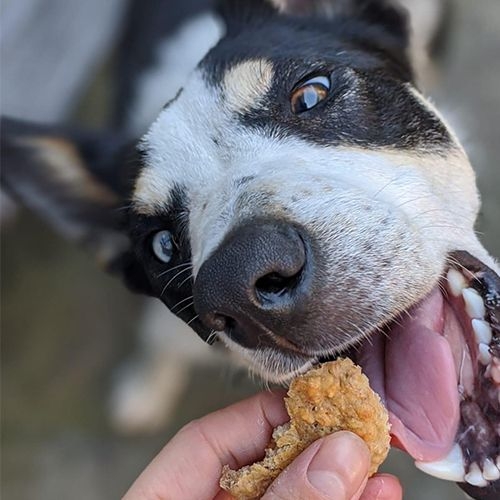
[1,0,499,498]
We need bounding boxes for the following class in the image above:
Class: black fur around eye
[290,75,331,114]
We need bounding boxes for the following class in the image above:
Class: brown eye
[290,75,330,114]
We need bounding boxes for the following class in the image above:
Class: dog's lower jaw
[217,249,500,498]
[412,251,500,499]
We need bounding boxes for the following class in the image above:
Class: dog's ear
[279,0,411,78]
[343,0,408,44]
[1,117,152,295]
[218,0,408,45]
[280,0,408,42]
[216,0,279,35]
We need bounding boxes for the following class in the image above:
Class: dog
[2,1,499,498]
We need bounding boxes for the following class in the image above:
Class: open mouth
[215,249,499,496]
[349,250,500,495]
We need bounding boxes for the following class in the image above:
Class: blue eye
[152,230,174,263]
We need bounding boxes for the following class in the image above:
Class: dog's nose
[193,220,309,345]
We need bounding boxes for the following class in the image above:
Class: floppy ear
[0,117,152,295]
[217,0,409,53]
[279,0,408,41]
[280,0,411,79]
[216,0,279,35]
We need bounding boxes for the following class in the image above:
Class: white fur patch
[135,70,485,274]
[126,12,223,135]
[223,59,274,114]
[132,66,500,374]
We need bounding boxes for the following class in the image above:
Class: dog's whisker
[156,262,192,279]
[186,314,199,326]
[170,294,194,313]
[410,207,470,221]
[175,300,195,315]
[206,329,219,344]
[115,203,134,212]
[177,273,194,289]
[371,176,400,200]
[391,187,466,211]
[420,224,466,231]
[162,266,193,291]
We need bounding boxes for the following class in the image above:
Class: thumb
[262,431,370,500]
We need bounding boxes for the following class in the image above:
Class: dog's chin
[220,251,500,493]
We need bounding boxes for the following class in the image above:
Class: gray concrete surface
[1,1,499,499]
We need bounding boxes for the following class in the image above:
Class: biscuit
[220,358,390,499]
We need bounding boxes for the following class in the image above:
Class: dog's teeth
[415,443,465,482]
[462,288,486,319]
[482,458,500,481]
[479,343,492,366]
[465,462,488,487]
[472,319,492,345]
[490,362,500,384]
[447,269,467,297]
[489,357,500,383]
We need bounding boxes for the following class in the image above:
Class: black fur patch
[113,0,215,128]
[239,64,450,150]
[202,5,452,150]
[126,185,212,339]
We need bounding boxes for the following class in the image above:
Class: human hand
[123,391,401,500]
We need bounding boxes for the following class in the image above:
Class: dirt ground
[2,1,499,498]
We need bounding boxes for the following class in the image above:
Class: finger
[262,431,371,500]
[123,390,287,500]
[360,474,402,500]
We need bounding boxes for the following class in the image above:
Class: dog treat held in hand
[220,358,390,499]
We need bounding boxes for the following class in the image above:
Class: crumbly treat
[220,358,390,499]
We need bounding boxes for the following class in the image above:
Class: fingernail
[307,432,370,498]
[360,474,402,500]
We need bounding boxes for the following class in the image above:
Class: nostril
[204,312,228,331]
[255,269,303,305]
[193,219,310,337]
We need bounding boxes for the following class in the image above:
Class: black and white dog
[2,0,499,498]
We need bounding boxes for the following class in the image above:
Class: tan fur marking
[223,59,274,114]
[133,168,169,216]
[20,137,118,205]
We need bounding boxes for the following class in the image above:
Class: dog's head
[2,0,499,497]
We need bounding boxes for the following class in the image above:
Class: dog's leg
[109,299,224,433]
[107,6,225,433]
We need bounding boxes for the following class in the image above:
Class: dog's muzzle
[191,214,500,499]
[193,219,312,352]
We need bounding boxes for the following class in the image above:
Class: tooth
[415,443,465,481]
[472,319,493,345]
[490,363,500,384]
[483,458,500,481]
[465,462,488,487]
[479,343,492,365]
[447,269,467,297]
[462,288,486,319]
[497,456,500,469]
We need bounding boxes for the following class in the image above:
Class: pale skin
[123,391,402,500]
